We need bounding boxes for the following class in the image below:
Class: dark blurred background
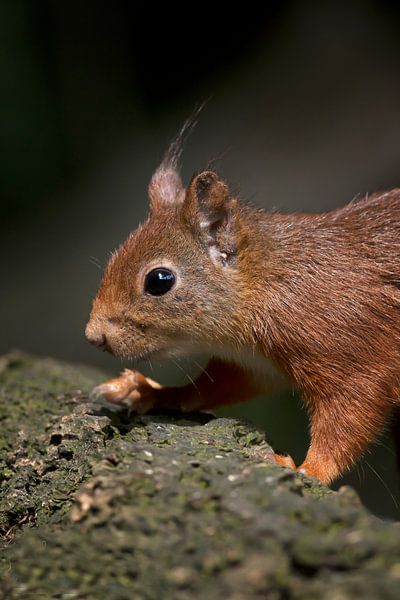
[2,0,400,518]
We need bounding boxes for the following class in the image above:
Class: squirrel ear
[184,170,237,266]
[148,165,185,212]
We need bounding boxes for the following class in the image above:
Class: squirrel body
[86,132,400,485]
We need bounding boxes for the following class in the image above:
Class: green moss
[1,352,400,599]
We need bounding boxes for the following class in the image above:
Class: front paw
[273,452,297,470]
[92,368,161,415]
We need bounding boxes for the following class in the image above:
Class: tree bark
[0,352,400,599]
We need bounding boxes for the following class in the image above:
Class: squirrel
[86,117,400,486]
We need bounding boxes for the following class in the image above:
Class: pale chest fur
[212,345,290,393]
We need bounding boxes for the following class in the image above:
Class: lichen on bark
[1,352,400,599]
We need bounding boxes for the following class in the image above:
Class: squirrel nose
[88,332,108,349]
[85,321,114,353]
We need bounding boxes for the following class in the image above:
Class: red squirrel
[86,119,400,485]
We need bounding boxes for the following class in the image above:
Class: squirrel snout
[88,332,107,349]
[85,320,114,354]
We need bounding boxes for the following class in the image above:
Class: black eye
[144,268,176,296]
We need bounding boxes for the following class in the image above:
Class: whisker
[171,357,201,397]
[356,461,365,484]
[191,359,215,383]
[364,459,399,510]
[206,145,234,171]
[357,463,363,484]
[89,256,102,269]
[373,438,396,457]
[353,463,360,486]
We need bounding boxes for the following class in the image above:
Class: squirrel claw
[91,369,137,404]
[91,369,161,415]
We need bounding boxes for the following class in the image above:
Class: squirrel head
[86,151,248,362]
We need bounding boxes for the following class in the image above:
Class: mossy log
[0,352,400,599]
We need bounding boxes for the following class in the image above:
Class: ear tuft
[148,105,205,213]
[148,165,184,211]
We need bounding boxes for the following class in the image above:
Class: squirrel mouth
[101,341,114,355]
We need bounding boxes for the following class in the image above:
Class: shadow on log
[1,352,400,599]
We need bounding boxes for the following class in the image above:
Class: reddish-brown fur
[86,135,400,485]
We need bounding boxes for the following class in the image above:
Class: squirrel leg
[167,358,266,412]
[92,358,265,414]
[298,394,395,485]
